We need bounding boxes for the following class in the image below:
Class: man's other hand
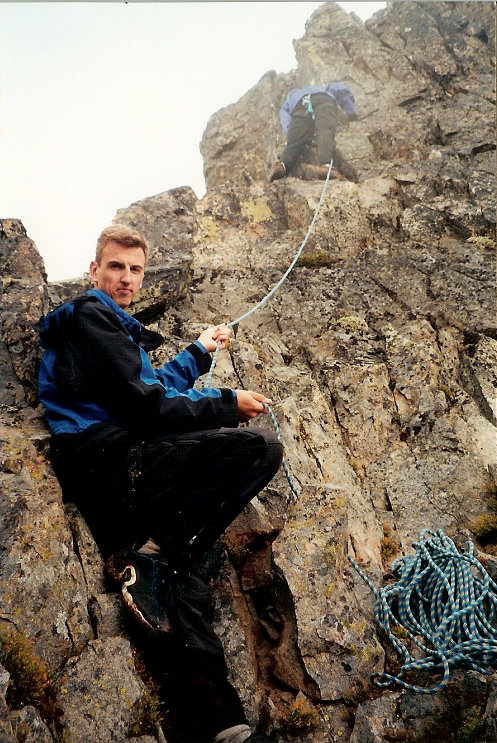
[197,323,232,353]
[235,390,272,423]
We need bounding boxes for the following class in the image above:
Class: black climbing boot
[106,548,175,633]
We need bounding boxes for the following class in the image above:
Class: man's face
[90,240,145,309]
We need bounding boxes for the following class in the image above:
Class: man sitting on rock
[37,224,283,743]
[270,81,359,183]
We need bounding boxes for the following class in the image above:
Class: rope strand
[226,159,333,329]
[263,402,300,500]
[203,161,334,493]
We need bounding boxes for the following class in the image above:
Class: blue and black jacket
[37,289,239,440]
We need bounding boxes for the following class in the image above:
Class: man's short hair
[96,225,149,264]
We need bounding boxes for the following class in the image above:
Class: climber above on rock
[37,224,283,743]
[270,81,359,183]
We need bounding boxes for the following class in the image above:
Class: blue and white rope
[263,402,300,500]
[349,528,497,693]
[203,161,334,494]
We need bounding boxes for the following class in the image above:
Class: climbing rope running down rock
[203,160,335,497]
[349,528,497,694]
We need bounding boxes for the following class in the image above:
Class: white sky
[1,2,386,281]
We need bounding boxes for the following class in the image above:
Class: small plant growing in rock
[298,250,336,268]
[420,681,488,743]
[279,695,320,736]
[129,646,166,737]
[130,686,165,737]
[468,512,497,540]
[438,383,456,400]
[381,522,401,563]
[0,625,58,722]
[457,705,487,743]
[467,482,497,550]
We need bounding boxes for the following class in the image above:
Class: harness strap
[302,94,316,120]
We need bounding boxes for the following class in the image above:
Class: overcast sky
[1,2,386,281]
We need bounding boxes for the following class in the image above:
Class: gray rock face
[1,3,495,742]
[1,220,49,407]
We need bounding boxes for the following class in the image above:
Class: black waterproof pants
[281,92,338,173]
[128,426,283,563]
[52,424,282,560]
[52,423,283,742]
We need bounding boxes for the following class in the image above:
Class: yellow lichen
[241,197,273,224]
[324,582,336,599]
[321,544,339,568]
[467,235,496,250]
[199,215,219,240]
[332,315,368,332]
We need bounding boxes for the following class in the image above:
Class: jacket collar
[88,289,164,351]
[88,289,141,339]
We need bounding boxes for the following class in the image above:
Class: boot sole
[108,561,174,635]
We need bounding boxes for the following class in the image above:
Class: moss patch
[466,235,496,250]
[0,625,59,722]
[298,250,336,268]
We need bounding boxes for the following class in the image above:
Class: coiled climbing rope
[349,528,497,693]
[203,160,335,497]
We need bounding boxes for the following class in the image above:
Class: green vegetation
[457,706,487,743]
[467,512,497,540]
[380,522,401,563]
[129,646,166,737]
[0,625,58,722]
[423,702,487,743]
[279,696,320,736]
[467,482,497,550]
[130,686,164,737]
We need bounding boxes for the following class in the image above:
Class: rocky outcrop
[1,220,49,408]
[1,3,495,742]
